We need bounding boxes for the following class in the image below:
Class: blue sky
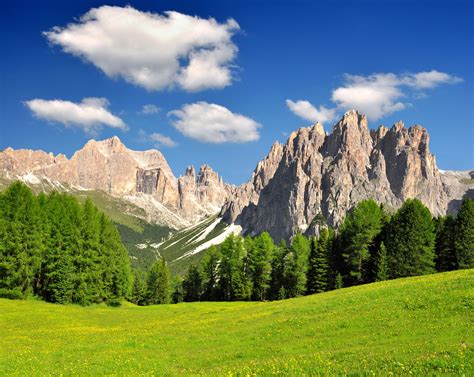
[1,0,473,184]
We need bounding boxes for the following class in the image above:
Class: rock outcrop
[221,110,473,241]
[2,110,472,238]
[0,136,233,228]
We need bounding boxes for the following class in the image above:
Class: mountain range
[1,110,472,267]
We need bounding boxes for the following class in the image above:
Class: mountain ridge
[221,110,473,241]
[0,135,234,229]
[1,110,472,244]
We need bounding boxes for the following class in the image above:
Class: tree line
[1,181,472,307]
[0,182,132,305]
[149,198,472,304]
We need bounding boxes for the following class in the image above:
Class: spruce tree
[183,264,202,302]
[434,215,457,272]
[98,213,132,304]
[0,182,132,305]
[385,199,436,278]
[41,250,75,304]
[217,234,250,301]
[339,199,383,286]
[334,273,343,289]
[171,276,184,304]
[247,232,274,301]
[283,233,309,298]
[306,229,330,294]
[454,198,474,269]
[374,241,388,281]
[200,245,221,301]
[77,198,102,305]
[146,258,170,305]
[269,240,288,300]
[130,270,147,305]
[0,182,43,298]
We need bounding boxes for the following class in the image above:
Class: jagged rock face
[222,110,473,242]
[2,110,472,237]
[0,136,232,228]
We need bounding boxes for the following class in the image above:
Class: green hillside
[157,215,230,275]
[1,270,472,375]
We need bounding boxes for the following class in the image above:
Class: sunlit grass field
[1,270,473,375]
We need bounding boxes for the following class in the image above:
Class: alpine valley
[1,110,472,273]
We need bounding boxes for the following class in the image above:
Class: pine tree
[385,199,436,278]
[98,213,132,304]
[41,250,74,304]
[434,215,457,272]
[130,270,147,305]
[306,229,330,294]
[454,198,474,269]
[247,232,274,301]
[0,182,132,305]
[334,273,343,289]
[146,258,170,305]
[171,276,184,304]
[76,198,102,305]
[217,234,250,301]
[339,199,383,286]
[269,240,288,300]
[200,245,221,301]
[374,242,388,281]
[183,264,202,302]
[283,233,309,298]
[0,182,43,298]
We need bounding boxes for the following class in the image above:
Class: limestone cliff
[221,110,473,241]
[0,136,233,228]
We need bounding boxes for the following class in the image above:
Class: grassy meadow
[1,269,473,375]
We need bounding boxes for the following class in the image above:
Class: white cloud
[168,102,261,143]
[25,97,127,135]
[332,73,406,120]
[149,133,177,148]
[402,70,463,89]
[44,6,239,92]
[285,99,337,123]
[140,104,160,115]
[138,129,177,148]
[288,70,462,122]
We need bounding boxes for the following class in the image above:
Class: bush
[106,297,123,307]
[0,288,25,300]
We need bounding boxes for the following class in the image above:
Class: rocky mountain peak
[221,110,472,241]
[313,121,325,136]
[324,109,372,157]
[0,137,234,229]
[184,165,196,178]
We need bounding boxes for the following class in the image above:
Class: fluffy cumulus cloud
[44,6,239,92]
[331,73,406,120]
[140,104,160,115]
[287,70,462,122]
[25,97,127,135]
[285,99,337,123]
[168,102,261,143]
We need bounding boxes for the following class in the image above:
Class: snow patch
[173,223,242,261]
[21,172,41,185]
[191,217,222,244]
[123,193,192,229]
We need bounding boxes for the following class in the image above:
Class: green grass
[1,270,473,375]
